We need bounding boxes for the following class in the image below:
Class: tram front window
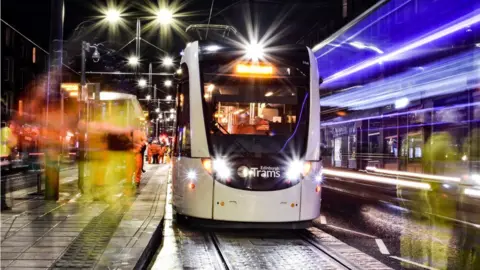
[203,78,309,156]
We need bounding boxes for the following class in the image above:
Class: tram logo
[237,166,281,178]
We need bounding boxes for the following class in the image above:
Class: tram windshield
[202,72,310,156]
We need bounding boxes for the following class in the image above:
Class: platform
[0,164,168,269]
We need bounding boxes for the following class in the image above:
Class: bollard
[36,172,42,194]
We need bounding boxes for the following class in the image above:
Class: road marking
[375,239,390,254]
[390,256,439,270]
[326,225,376,238]
[320,215,327,224]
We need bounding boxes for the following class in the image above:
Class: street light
[155,108,160,113]
[166,95,172,101]
[170,108,175,113]
[138,78,147,87]
[176,68,182,75]
[164,80,172,87]
[146,95,151,100]
[156,9,173,25]
[105,9,122,23]
[128,56,139,66]
[162,56,174,67]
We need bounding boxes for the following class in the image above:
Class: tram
[172,40,322,227]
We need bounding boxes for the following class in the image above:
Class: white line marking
[390,256,439,270]
[320,215,327,224]
[326,225,376,238]
[375,239,390,254]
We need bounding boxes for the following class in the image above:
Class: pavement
[0,164,168,270]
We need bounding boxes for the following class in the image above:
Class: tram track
[297,229,357,270]
[207,232,233,270]
[199,229,356,270]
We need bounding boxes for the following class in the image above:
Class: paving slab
[95,165,168,270]
[1,164,167,269]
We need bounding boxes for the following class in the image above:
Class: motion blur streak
[320,101,480,127]
[323,11,480,84]
[323,169,431,190]
[365,166,461,183]
[464,188,480,198]
[321,51,480,109]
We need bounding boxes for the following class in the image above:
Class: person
[147,142,153,164]
[1,121,17,210]
[151,142,160,164]
[134,136,147,187]
[141,142,147,173]
[159,144,166,164]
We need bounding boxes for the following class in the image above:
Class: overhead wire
[205,0,216,39]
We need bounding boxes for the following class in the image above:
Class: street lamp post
[44,0,65,201]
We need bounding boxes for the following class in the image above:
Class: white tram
[172,40,322,227]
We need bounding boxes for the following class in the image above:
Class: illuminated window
[32,47,36,63]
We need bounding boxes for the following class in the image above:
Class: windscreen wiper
[212,121,252,156]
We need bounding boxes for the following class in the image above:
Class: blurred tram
[172,40,322,227]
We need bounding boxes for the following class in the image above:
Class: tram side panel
[300,48,322,221]
[173,41,214,219]
[173,158,214,219]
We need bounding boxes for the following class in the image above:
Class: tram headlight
[286,160,303,180]
[187,170,197,180]
[202,158,213,174]
[286,160,312,180]
[213,158,231,180]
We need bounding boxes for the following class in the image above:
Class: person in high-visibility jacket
[1,121,17,162]
[134,136,147,187]
[1,121,17,210]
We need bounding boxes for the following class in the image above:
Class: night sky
[1,0,347,55]
[1,0,375,99]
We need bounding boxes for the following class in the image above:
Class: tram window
[174,64,191,157]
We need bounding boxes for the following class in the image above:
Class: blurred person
[79,119,145,202]
[164,145,171,164]
[147,142,154,164]
[399,132,458,269]
[151,142,160,164]
[1,121,18,210]
[1,121,18,169]
[141,142,147,173]
[159,144,167,164]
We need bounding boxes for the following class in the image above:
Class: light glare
[187,170,197,180]
[162,56,174,67]
[138,79,147,88]
[128,56,139,66]
[164,80,172,87]
[245,41,264,61]
[213,158,231,180]
[156,9,173,25]
[395,97,410,109]
[105,9,121,23]
[323,168,431,190]
[207,84,215,92]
